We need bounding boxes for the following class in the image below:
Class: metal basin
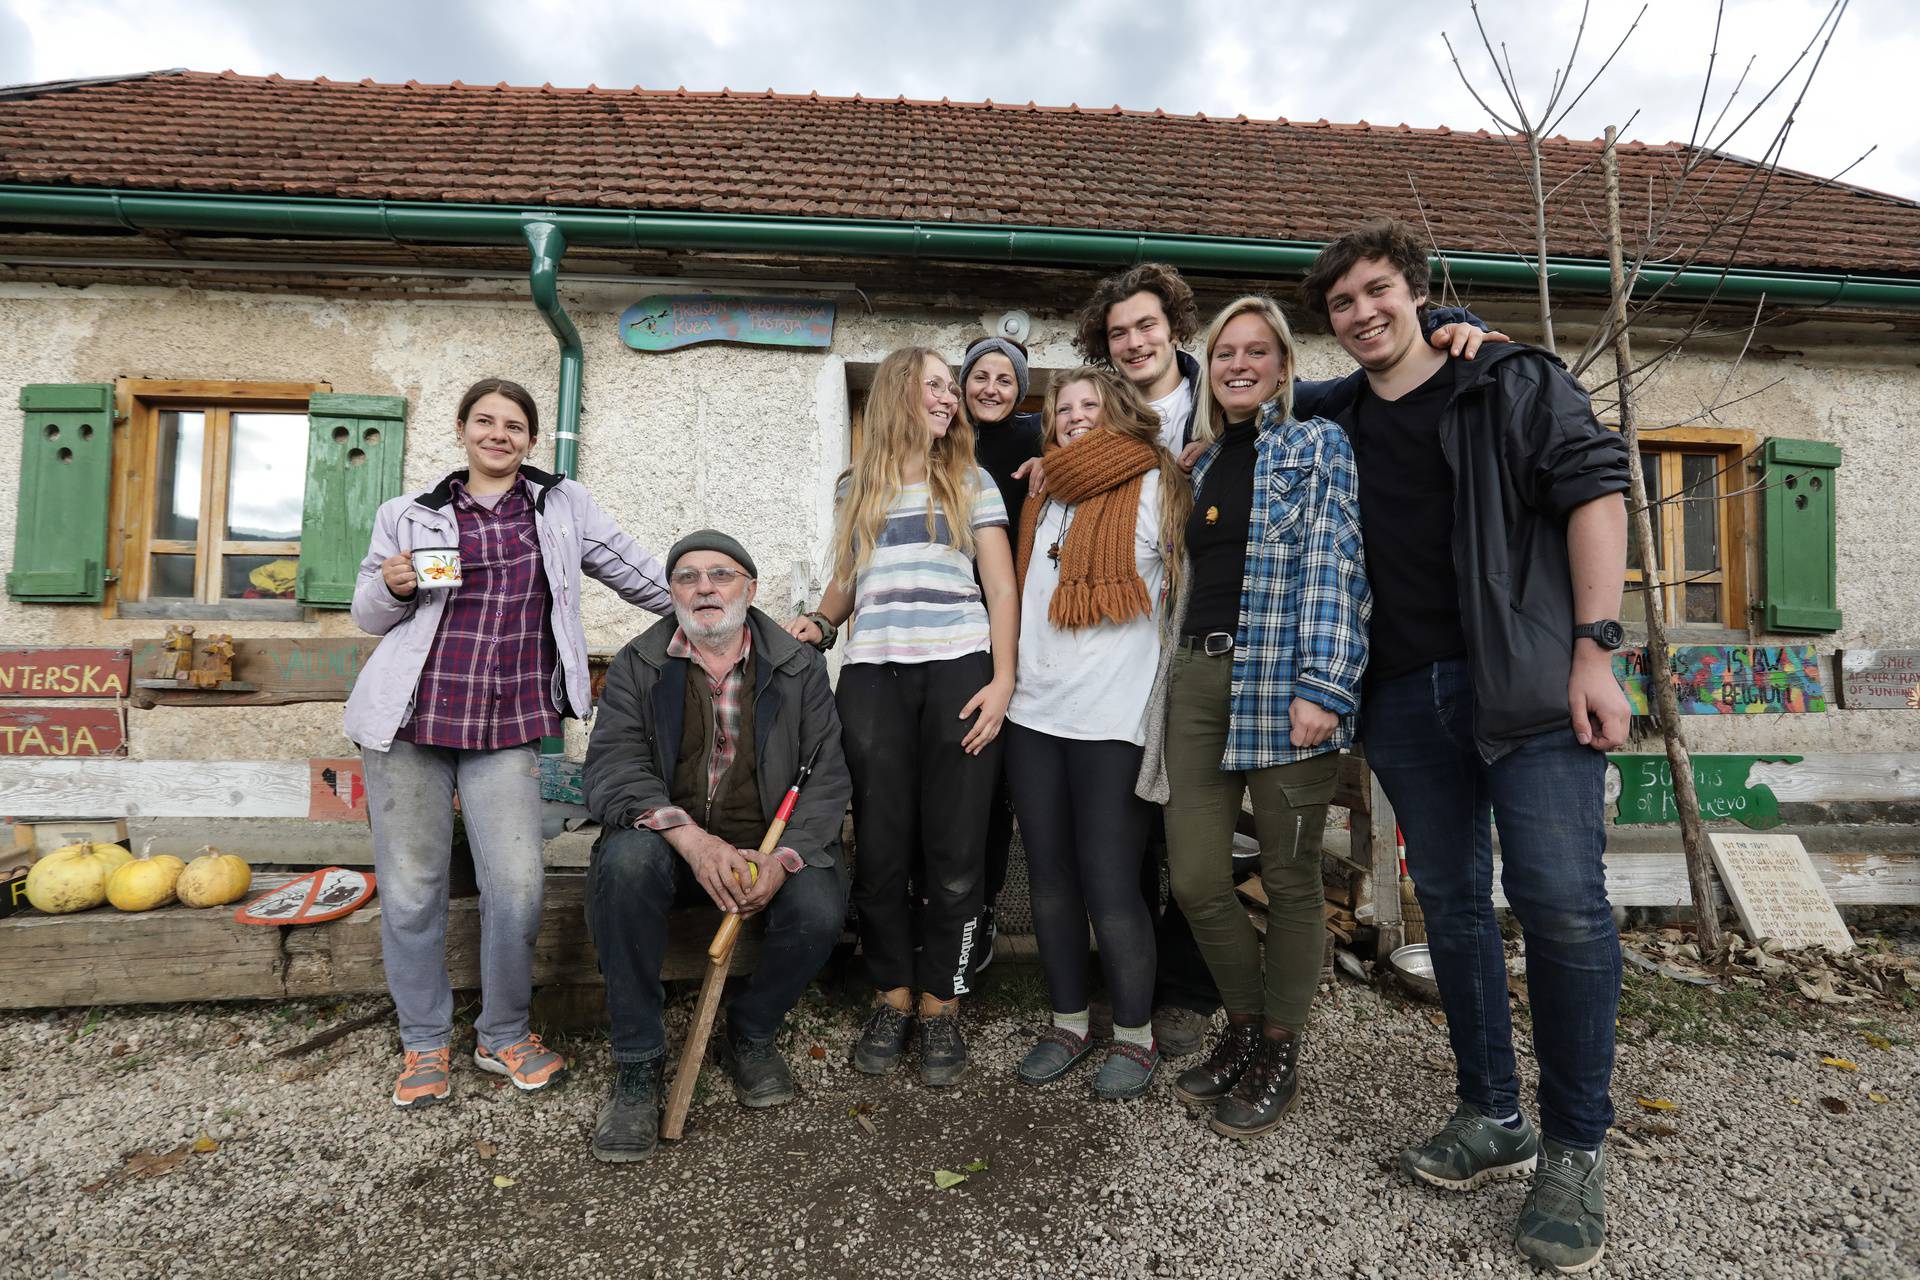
[1388,943,1442,1002]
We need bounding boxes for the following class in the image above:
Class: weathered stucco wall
[0,279,1914,764]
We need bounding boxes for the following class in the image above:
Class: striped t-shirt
[840,467,1008,665]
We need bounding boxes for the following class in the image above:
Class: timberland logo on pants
[952,918,976,996]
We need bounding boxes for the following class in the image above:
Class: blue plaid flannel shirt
[1189,405,1372,770]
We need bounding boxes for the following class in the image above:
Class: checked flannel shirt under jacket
[1186,403,1372,771]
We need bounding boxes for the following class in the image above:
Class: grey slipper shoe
[1092,1039,1160,1100]
[1015,1025,1095,1086]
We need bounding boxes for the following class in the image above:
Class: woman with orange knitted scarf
[1006,365,1190,1100]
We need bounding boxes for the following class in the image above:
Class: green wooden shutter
[7,383,116,603]
[1758,437,1842,634]
[297,393,408,608]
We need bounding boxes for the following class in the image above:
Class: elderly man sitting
[582,529,852,1163]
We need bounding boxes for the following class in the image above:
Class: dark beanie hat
[666,529,758,580]
[960,336,1031,402]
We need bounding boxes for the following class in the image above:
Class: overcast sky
[4,0,1912,202]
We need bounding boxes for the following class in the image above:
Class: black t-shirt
[1349,360,1468,681]
[1184,417,1258,638]
[973,411,1044,533]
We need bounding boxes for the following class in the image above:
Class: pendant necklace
[1046,501,1077,563]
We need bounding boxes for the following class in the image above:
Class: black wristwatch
[1572,620,1626,650]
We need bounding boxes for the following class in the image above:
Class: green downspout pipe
[521,221,581,478]
[4,185,1920,311]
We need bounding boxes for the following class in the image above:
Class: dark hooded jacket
[582,606,851,866]
[1336,343,1629,760]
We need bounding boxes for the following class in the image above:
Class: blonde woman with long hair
[1003,365,1189,1100]
[1134,296,1371,1137]
[787,346,1018,1087]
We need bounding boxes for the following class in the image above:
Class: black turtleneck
[1184,417,1258,638]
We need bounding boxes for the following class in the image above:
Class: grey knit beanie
[960,336,1030,402]
[666,528,758,580]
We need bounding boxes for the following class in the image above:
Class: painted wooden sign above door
[619,296,835,352]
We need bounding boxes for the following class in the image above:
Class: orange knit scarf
[1015,429,1159,629]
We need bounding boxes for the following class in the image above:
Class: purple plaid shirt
[397,475,561,750]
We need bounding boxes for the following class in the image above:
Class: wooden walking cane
[660,742,825,1141]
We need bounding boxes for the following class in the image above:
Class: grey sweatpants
[362,739,546,1053]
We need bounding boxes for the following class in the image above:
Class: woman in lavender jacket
[344,377,671,1110]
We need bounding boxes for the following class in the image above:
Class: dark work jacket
[583,607,852,867]
[1336,343,1629,761]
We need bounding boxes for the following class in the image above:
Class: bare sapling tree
[1446,0,1862,947]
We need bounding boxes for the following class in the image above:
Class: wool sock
[1497,1112,1524,1130]
[1113,1022,1153,1048]
[1053,1009,1090,1039]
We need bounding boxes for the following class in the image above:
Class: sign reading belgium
[620,295,835,352]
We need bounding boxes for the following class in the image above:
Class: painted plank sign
[619,295,836,352]
[0,647,131,699]
[1838,649,1920,710]
[127,637,375,708]
[1609,753,1803,829]
[1613,644,1826,715]
[0,707,125,757]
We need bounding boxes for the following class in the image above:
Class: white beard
[675,593,750,645]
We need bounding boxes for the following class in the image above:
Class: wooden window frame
[108,379,331,620]
[1623,426,1756,633]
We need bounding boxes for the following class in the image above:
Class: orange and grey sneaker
[474,1033,567,1092]
[392,1046,453,1109]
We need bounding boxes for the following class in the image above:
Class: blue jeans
[586,826,850,1062]
[363,739,547,1054]
[1362,659,1620,1147]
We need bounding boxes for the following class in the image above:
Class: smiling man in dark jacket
[1303,222,1631,1275]
[581,529,851,1163]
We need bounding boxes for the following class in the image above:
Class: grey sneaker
[1514,1139,1607,1274]
[1402,1103,1541,1191]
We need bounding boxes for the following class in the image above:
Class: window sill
[1623,624,1752,647]
[116,600,308,622]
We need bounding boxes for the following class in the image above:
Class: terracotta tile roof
[3,69,1917,277]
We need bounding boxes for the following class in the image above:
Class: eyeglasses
[924,377,958,397]
[670,566,752,587]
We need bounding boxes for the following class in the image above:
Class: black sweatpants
[1005,724,1157,1028]
[838,651,1001,1000]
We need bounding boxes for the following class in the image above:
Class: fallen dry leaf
[1870,1092,1891,1104]
[964,1157,990,1173]
[81,1144,192,1193]
[1788,1096,1803,1105]
[491,1174,515,1189]
[932,1169,967,1190]
[1819,1096,1850,1115]
[808,1044,827,1060]
[191,1135,218,1154]
[1636,1097,1678,1112]
[1862,1031,1893,1052]
[474,1140,499,1160]
[1821,1057,1860,1072]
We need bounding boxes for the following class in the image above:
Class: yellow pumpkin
[106,853,186,912]
[176,849,252,908]
[24,842,134,914]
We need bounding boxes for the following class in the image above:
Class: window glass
[150,553,196,598]
[223,554,299,600]
[1680,454,1720,574]
[1628,452,1660,571]
[225,412,308,540]
[153,411,205,541]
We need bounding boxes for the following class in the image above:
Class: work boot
[852,996,915,1075]
[1208,1032,1301,1138]
[591,1059,662,1164]
[1402,1103,1540,1191]
[720,1028,797,1109]
[1514,1140,1608,1273]
[1172,1020,1261,1106]
[918,995,967,1088]
[1151,1005,1210,1057]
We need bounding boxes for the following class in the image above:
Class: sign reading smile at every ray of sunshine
[619,295,836,352]
[1612,644,1826,716]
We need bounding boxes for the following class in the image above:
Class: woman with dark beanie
[1135,297,1371,1137]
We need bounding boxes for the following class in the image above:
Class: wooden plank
[1613,643,1827,715]
[0,876,763,1009]
[309,758,368,822]
[125,640,609,708]
[121,378,327,403]
[1838,649,1920,710]
[0,759,310,818]
[0,708,125,757]
[0,647,131,699]
[1746,754,1920,804]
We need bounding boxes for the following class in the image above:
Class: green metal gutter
[4,183,1919,312]
[521,221,581,477]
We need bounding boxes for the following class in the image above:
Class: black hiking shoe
[1209,1033,1302,1139]
[853,1002,915,1075]
[1172,1021,1261,1106]
[591,1059,662,1163]
[720,1028,797,1109]
[918,1007,968,1088]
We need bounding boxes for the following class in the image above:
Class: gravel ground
[2,949,1916,1280]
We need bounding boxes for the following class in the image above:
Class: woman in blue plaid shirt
[1134,295,1371,1139]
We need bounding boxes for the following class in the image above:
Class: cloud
[0,7,34,86]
